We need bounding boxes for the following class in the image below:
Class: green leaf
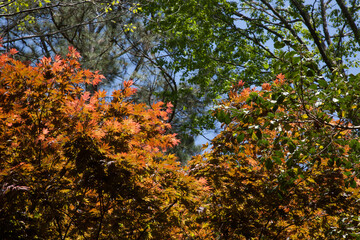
[277,95,286,104]
[267,112,275,118]
[272,104,279,112]
[292,56,301,64]
[288,141,296,153]
[284,124,292,131]
[306,69,315,77]
[216,109,231,124]
[317,78,328,88]
[350,178,357,188]
[237,133,245,143]
[264,62,269,69]
[328,159,334,167]
[273,156,282,164]
[305,62,318,71]
[286,158,294,167]
[274,41,285,49]
[255,129,262,140]
[284,51,297,59]
[265,158,273,169]
[309,84,318,90]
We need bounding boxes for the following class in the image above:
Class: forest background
[2,0,360,239]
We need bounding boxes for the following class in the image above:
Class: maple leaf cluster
[0,47,205,239]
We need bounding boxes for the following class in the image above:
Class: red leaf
[9,48,18,55]
[67,46,81,59]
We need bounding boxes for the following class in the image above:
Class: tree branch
[0,1,93,17]
[320,0,332,46]
[335,0,360,46]
[136,200,178,240]
[2,14,108,44]
[260,0,309,50]
[290,0,337,73]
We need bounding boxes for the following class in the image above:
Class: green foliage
[189,76,360,239]
[141,0,360,136]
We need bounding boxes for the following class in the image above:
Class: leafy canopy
[189,75,360,239]
[0,45,205,239]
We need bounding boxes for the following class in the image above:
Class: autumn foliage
[0,46,205,239]
[189,75,360,239]
[1,45,360,239]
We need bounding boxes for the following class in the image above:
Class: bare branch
[336,0,360,46]
[2,12,108,44]
[0,1,92,17]
[0,0,16,9]
[320,0,332,46]
[290,0,337,72]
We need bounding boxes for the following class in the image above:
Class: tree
[146,0,360,82]
[189,75,360,239]
[0,45,205,239]
[4,0,360,162]
[141,0,360,134]
[1,0,204,162]
[1,0,139,82]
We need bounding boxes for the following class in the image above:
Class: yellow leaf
[89,208,100,215]
[60,189,71,194]
[251,131,258,140]
[308,178,316,184]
